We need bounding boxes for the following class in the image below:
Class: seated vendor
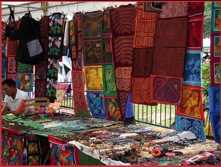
[2,78,30,114]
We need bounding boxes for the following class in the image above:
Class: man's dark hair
[2,78,16,87]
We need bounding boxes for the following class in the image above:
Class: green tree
[204,2,212,38]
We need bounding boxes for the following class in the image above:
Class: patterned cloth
[104,96,122,121]
[39,16,49,39]
[35,80,46,98]
[47,58,59,79]
[35,60,47,80]
[46,78,57,102]
[16,62,33,73]
[155,17,188,47]
[150,75,183,105]
[153,47,186,77]
[209,86,220,112]
[211,2,220,33]
[210,61,220,86]
[210,33,220,60]
[209,112,220,143]
[6,38,17,57]
[115,67,132,92]
[16,73,33,92]
[117,91,129,119]
[176,84,204,121]
[188,2,204,17]
[7,57,16,73]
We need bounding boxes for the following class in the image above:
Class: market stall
[2,112,220,166]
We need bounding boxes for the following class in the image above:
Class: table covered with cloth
[2,112,220,166]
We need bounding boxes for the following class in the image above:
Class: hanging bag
[5,6,19,40]
[15,12,44,64]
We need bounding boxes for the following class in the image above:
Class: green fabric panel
[78,149,104,165]
[102,65,117,96]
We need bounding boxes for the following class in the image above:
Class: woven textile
[2,132,24,165]
[49,143,75,165]
[7,57,16,73]
[112,35,134,66]
[176,85,204,120]
[16,62,33,72]
[72,51,83,70]
[110,4,136,36]
[6,38,17,56]
[155,17,188,47]
[134,2,157,48]
[47,58,59,79]
[117,91,129,119]
[209,86,220,112]
[210,33,220,60]
[115,67,132,92]
[7,73,16,81]
[132,48,154,77]
[210,61,220,86]
[16,73,33,92]
[131,77,157,105]
[46,78,57,102]
[35,60,47,80]
[85,66,103,91]
[35,80,46,98]
[87,91,107,118]
[159,2,188,18]
[153,47,186,77]
[211,2,220,33]
[183,50,201,86]
[73,90,88,112]
[188,2,204,17]
[150,75,183,105]
[72,70,85,90]
[84,39,102,65]
[187,15,203,50]
[83,11,103,38]
[48,36,62,58]
[39,16,49,39]
[48,13,65,36]
[102,65,117,96]
[175,116,206,141]
[104,96,122,121]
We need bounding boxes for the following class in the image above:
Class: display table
[2,113,220,166]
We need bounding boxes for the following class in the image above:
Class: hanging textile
[211,2,220,33]
[7,57,16,73]
[6,38,17,56]
[16,73,34,92]
[117,91,129,119]
[46,78,57,102]
[72,51,83,70]
[209,112,220,143]
[35,60,47,80]
[115,66,132,92]
[209,86,220,112]
[16,62,33,73]
[47,58,59,79]
[35,80,46,98]
[188,2,204,17]
[7,73,16,81]
[104,96,122,121]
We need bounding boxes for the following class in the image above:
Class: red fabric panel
[6,38,17,56]
[7,57,16,73]
[115,66,132,91]
[176,84,204,121]
[155,17,188,47]
[152,47,186,77]
[132,48,154,77]
[117,91,128,119]
[39,16,49,39]
[188,2,204,17]
[35,80,46,98]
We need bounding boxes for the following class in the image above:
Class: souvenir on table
[153,47,186,77]
[84,66,103,91]
[46,78,57,102]
[75,109,92,118]
[16,73,33,92]
[155,17,188,47]
[2,131,25,165]
[132,48,154,77]
[188,2,204,17]
[83,39,103,65]
[115,66,132,92]
[210,61,220,86]
[209,86,220,112]
[102,37,112,64]
[104,96,122,121]
[131,77,157,105]
[87,91,106,118]
[83,11,103,38]
[110,4,136,36]
[159,2,188,18]
[6,38,17,56]
[187,15,204,50]
[209,112,220,143]
[7,57,16,73]
[48,36,62,58]
[16,62,33,72]
[176,115,206,141]
[72,51,83,70]
[134,2,157,48]
[39,16,49,39]
[35,80,46,98]
[47,58,59,78]
[102,65,117,96]
[49,143,75,165]
[210,33,220,60]
[7,73,16,81]
[35,60,47,80]
[112,35,134,66]
[48,13,65,36]
[150,75,183,105]
[176,84,204,120]
[211,2,221,33]
[183,50,202,86]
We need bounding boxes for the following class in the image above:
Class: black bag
[15,12,44,64]
[5,7,19,40]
